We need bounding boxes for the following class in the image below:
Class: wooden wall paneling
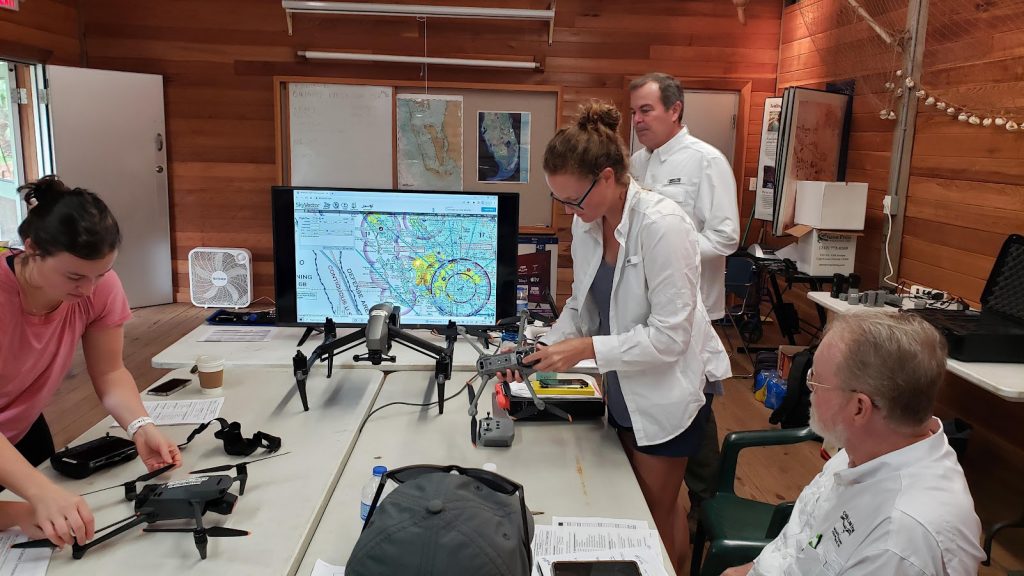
[901,214,1011,258]
[75,0,783,303]
[779,0,1024,300]
[0,0,81,65]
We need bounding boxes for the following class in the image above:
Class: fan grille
[189,248,252,308]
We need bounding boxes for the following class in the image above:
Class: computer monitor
[272,186,519,328]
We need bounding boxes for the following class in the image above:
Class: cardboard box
[795,181,868,230]
[777,345,809,380]
[776,225,860,276]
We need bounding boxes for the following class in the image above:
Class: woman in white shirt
[508,101,731,571]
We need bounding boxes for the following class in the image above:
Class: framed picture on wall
[772,87,851,235]
[477,111,531,184]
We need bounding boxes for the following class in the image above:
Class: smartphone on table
[146,378,190,396]
[551,560,643,576]
[538,378,589,389]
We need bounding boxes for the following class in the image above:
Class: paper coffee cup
[195,355,225,395]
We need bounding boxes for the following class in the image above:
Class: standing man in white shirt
[629,72,741,512]
[722,311,984,576]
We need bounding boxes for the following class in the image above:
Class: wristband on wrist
[126,416,155,439]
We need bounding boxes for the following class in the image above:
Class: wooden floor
[44,303,1023,575]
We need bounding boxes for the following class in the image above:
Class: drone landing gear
[143,501,248,559]
[292,311,456,414]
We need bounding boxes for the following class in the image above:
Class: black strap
[6,250,18,273]
[178,418,281,457]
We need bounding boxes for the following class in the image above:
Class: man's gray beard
[810,409,846,449]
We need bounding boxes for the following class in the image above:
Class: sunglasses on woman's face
[361,464,532,563]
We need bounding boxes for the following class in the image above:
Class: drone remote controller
[478,414,515,447]
[478,416,515,447]
[476,345,539,378]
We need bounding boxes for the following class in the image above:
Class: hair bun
[576,101,621,134]
[22,175,70,210]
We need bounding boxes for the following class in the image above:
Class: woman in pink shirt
[0,176,182,548]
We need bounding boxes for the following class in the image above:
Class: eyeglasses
[806,369,878,407]
[550,177,598,210]
[805,368,833,392]
[361,464,532,563]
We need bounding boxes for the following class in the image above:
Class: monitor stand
[297,326,323,346]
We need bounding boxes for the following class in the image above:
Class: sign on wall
[755,97,783,221]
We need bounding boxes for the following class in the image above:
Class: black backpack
[769,347,815,428]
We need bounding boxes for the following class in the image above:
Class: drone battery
[51,435,138,479]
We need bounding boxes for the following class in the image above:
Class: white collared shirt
[631,127,740,320]
[752,418,984,576]
[543,179,732,446]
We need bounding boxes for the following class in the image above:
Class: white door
[45,65,172,307]
[630,90,740,165]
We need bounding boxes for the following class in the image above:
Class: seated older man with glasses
[722,311,984,576]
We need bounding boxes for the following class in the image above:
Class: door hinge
[37,87,48,105]
[731,114,737,129]
[15,88,28,105]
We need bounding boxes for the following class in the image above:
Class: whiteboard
[288,83,393,188]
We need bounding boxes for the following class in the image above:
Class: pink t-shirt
[0,250,132,443]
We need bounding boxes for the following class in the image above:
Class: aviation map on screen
[292,189,501,326]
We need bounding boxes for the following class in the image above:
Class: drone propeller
[188,451,290,474]
[511,401,573,423]
[12,509,157,559]
[143,526,249,538]
[79,462,177,498]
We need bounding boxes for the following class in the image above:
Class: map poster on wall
[755,97,783,221]
[772,88,850,235]
[477,111,530,183]
[396,94,464,191]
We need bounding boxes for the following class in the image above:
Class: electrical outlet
[882,196,896,215]
[748,177,757,191]
[910,284,946,300]
[910,284,934,296]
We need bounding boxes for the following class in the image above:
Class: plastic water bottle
[360,465,388,522]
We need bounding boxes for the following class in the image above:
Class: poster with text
[755,97,783,221]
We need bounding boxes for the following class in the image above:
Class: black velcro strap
[179,418,281,457]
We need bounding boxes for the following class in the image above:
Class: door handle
[155,165,165,173]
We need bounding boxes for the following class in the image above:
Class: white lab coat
[543,179,732,446]
[631,127,740,320]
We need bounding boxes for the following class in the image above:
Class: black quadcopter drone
[13,453,287,560]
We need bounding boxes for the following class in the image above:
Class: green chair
[691,426,821,576]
